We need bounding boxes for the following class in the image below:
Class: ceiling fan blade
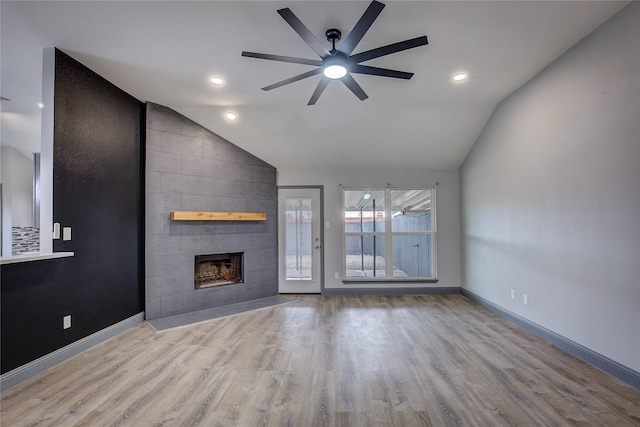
[277,8,331,58]
[350,64,414,79]
[308,76,331,105]
[261,68,323,91]
[242,51,323,67]
[349,35,428,64]
[338,0,385,55]
[341,74,369,101]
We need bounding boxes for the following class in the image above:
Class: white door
[278,187,322,293]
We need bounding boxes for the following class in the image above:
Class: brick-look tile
[218,233,252,252]
[181,116,217,140]
[146,129,162,151]
[237,180,259,199]
[160,173,182,194]
[202,222,237,235]
[219,197,250,213]
[252,232,277,250]
[236,221,264,234]
[220,161,252,181]
[147,192,181,214]
[201,285,239,308]
[146,234,181,257]
[162,132,203,157]
[145,297,162,320]
[180,235,202,255]
[202,139,222,159]
[147,150,182,174]
[158,253,191,277]
[160,293,191,317]
[201,196,220,212]
[182,175,203,195]
[146,171,161,193]
[215,179,238,198]
[181,194,203,211]
[146,255,160,278]
[202,158,221,178]
[252,165,276,183]
[251,199,277,217]
[199,235,221,254]
[147,103,181,133]
[181,156,203,176]
[145,214,161,235]
[168,221,203,236]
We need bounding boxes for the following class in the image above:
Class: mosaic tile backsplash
[12,227,40,255]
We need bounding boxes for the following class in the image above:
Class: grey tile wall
[145,103,278,319]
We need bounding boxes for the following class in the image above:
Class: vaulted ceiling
[1,1,629,170]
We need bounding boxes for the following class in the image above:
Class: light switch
[63,227,72,241]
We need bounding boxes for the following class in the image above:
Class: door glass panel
[285,196,312,280]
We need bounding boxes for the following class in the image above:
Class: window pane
[392,235,433,278]
[285,197,312,279]
[345,235,387,278]
[344,190,385,232]
[391,189,432,232]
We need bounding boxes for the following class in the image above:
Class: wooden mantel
[170,211,266,221]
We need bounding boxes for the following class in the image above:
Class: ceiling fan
[241,0,428,105]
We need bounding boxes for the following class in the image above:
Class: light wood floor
[1,295,639,426]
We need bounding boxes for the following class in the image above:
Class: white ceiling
[0,1,628,171]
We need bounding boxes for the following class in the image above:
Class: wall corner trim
[460,289,640,390]
[0,312,144,392]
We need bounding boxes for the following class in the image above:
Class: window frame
[342,187,437,282]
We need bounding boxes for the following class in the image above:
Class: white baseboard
[0,312,144,392]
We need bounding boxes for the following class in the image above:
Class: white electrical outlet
[63,315,72,329]
[334,272,339,279]
[523,295,528,305]
[63,227,72,241]
[510,289,516,300]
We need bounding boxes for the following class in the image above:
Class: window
[343,188,436,280]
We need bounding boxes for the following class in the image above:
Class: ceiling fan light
[324,64,347,79]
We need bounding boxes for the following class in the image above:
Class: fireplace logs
[194,252,243,288]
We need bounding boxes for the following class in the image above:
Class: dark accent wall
[1,49,144,373]
[145,103,277,319]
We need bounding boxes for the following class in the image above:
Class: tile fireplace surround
[145,103,278,320]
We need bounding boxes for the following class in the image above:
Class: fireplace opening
[194,252,243,289]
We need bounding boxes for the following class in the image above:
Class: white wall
[0,146,33,227]
[278,168,460,290]
[460,3,639,371]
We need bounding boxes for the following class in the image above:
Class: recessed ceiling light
[37,102,44,108]
[210,76,224,85]
[452,72,468,82]
[225,112,237,121]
